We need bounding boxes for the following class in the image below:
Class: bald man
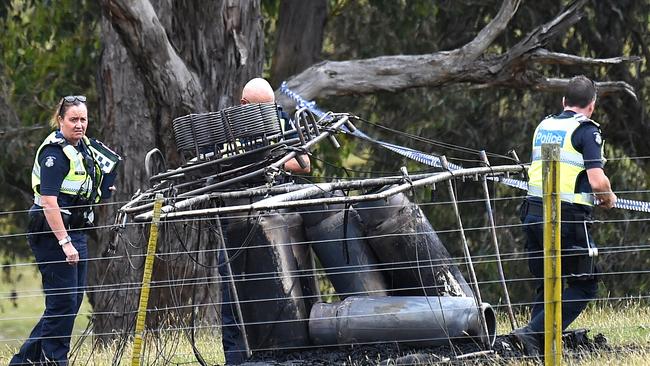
[220,78,311,365]
[240,78,310,174]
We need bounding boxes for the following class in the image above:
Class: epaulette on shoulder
[543,113,556,120]
[578,117,600,128]
[47,132,67,146]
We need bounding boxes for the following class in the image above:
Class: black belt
[523,199,591,221]
[28,209,88,234]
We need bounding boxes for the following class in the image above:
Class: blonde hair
[49,99,65,129]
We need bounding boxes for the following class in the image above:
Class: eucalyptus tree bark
[90,15,156,341]
[269,0,327,88]
[277,0,638,108]
[93,0,264,340]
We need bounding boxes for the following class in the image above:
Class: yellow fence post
[131,193,164,366]
[542,143,562,366]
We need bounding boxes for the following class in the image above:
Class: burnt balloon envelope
[282,210,321,311]
[224,211,310,350]
[300,194,388,299]
[354,191,473,297]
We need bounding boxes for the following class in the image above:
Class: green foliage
[0,0,100,256]
[260,0,280,77]
[1,0,100,124]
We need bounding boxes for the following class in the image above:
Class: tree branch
[536,78,638,101]
[456,0,521,61]
[278,0,637,108]
[486,0,588,74]
[530,49,642,66]
[0,125,46,139]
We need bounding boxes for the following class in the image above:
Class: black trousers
[10,231,87,365]
[521,200,599,334]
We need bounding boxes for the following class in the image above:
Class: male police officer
[513,75,617,355]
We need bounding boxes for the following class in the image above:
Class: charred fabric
[116,103,531,359]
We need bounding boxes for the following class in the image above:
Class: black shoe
[511,326,541,357]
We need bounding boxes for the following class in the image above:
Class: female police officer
[10,95,116,365]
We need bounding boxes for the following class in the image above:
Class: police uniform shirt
[39,144,78,209]
[565,110,605,195]
[38,134,104,207]
[529,110,604,208]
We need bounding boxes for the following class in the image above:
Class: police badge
[594,132,602,145]
[44,156,56,167]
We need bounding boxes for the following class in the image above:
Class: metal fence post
[440,156,491,348]
[542,144,562,366]
[131,193,164,366]
[479,151,517,331]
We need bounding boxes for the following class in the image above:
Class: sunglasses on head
[63,95,86,103]
[59,95,87,116]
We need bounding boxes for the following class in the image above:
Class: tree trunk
[90,13,159,341]
[92,0,264,340]
[269,0,327,88]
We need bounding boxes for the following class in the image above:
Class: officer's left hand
[62,242,79,265]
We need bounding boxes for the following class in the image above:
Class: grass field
[0,261,226,365]
[2,262,650,365]
[0,264,93,344]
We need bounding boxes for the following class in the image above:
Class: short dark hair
[564,75,596,108]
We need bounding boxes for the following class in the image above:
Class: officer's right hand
[62,243,79,265]
[597,192,617,209]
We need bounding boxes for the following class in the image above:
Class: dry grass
[63,330,225,366]
[2,262,650,365]
[0,263,92,343]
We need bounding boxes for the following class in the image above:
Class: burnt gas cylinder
[282,211,320,312]
[300,197,388,299]
[225,211,310,350]
[354,192,473,297]
[309,296,496,347]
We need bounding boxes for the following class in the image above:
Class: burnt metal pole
[133,164,526,222]
[215,215,251,358]
[124,172,445,216]
[310,296,497,347]
[440,156,490,350]
[479,151,517,331]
